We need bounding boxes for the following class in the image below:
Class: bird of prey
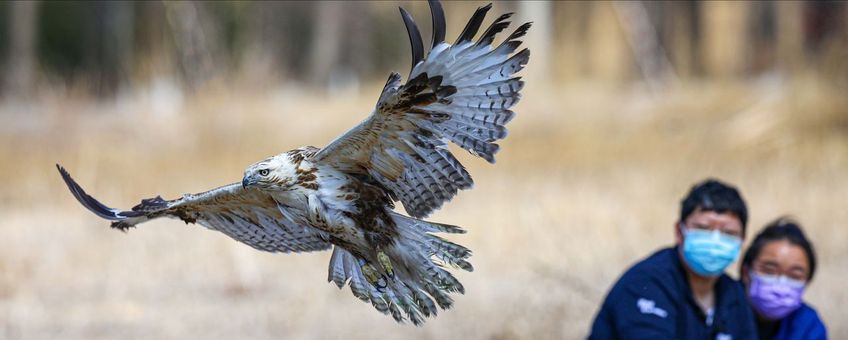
[58,0,529,325]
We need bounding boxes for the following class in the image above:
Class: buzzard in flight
[58,0,529,325]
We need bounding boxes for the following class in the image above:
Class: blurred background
[1,1,846,339]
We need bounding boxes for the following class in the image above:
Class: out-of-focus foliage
[1,1,846,98]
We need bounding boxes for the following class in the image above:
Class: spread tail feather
[326,213,471,325]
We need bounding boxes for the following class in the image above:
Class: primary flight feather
[58,0,530,325]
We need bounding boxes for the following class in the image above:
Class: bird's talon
[377,250,394,278]
[361,262,382,285]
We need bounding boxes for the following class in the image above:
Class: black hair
[680,178,748,232]
[740,217,818,281]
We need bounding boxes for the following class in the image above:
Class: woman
[740,217,827,339]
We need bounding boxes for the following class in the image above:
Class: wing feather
[57,165,331,253]
[455,4,492,44]
[399,7,424,73]
[312,3,530,218]
[428,0,445,49]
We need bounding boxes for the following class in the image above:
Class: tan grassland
[0,76,846,339]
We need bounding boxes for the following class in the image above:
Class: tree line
[1,1,845,98]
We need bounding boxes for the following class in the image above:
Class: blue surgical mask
[681,227,742,277]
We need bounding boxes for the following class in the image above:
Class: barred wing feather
[313,2,531,218]
[57,165,331,253]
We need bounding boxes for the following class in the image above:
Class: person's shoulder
[591,247,683,338]
[611,247,682,295]
[781,302,827,339]
[622,247,679,280]
[716,274,747,297]
[794,303,827,329]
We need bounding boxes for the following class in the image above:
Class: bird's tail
[326,212,472,325]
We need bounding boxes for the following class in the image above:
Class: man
[589,179,757,339]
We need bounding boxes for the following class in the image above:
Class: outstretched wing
[57,165,331,253]
[312,1,531,218]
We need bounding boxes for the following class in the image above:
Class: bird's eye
[259,169,270,176]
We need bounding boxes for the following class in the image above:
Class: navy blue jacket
[767,303,827,340]
[589,247,757,340]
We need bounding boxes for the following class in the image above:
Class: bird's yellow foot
[377,250,394,278]
[360,261,386,289]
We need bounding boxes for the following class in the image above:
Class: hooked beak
[242,175,256,189]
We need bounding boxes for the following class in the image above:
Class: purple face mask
[748,271,806,320]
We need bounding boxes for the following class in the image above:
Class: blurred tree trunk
[588,2,631,83]
[702,2,750,79]
[801,1,847,81]
[164,1,223,91]
[241,1,286,86]
[552,2,592,81]
[346,3,372,84]
[134,2,170,81]
[518,1,552,84]
[614,1,677,94]
[665,1,700,79]
[5,0,39,99]
[88,1,133,97]
[308,1,344,89]
[748,2,777,74]
[775,1,803,75]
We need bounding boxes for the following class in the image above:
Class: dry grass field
[0,75,846,339]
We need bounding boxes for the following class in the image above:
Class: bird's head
[242,154,296,190]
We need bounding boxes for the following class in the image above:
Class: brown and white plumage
[57,164,333,253]
[58,0,529,326]
[315,2,530,218]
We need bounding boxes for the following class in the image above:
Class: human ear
[674,221,683,246]
[741,264,751,285]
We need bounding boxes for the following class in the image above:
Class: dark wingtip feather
[483,143,499,164]
[56,164,125,220]
[382,72,402,92]
[455,3,492,44]
[428,0,446,48]
[506,22,533,42]
[378,72,403,103]
[399,7,424,73]
[515,47,531,65]
[386,71,401,85]
[476,12,514,47]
